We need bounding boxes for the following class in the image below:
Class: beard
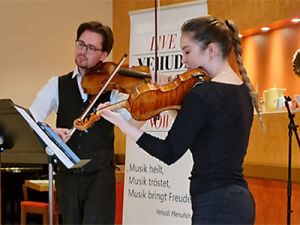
[75,52,92,68]
[75,53,102,72]
[75,59,88,70]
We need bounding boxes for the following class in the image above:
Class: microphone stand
[284,96,300,225]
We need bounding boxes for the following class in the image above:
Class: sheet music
[15,106,90,169]
[38,122,79,162]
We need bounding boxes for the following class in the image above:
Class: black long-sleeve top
[136,81,254,196]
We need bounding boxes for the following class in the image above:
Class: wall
[112,0,189,66]
[0,0,113,125]
[242,21,300,98]
[113,0,300,64]
[207,0,300,30]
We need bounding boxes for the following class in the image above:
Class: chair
[20,183,59,225]
[115,181,124,225]
[115,166,125,225]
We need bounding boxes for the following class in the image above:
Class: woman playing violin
[99,15,258,224]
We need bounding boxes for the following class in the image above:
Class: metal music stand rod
[45,147,55,225]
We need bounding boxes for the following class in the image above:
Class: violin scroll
[74,100,129,131]
[73,112,101,131]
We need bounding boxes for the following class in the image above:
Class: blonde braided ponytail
[225,20,262,123]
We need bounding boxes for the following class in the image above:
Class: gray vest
[56,72,114,173]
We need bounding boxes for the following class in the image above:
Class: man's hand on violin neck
[150,71,173,85]
[54,128,71,143]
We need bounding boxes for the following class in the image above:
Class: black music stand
[0,99,90,225]
[0,98,48,225]
[0,134,13,221]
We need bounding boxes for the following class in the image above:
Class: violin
[69,54,151,137]
[73,68,210,131]
[81,61,151,95]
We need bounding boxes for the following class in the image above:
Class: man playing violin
[30,21,130,225]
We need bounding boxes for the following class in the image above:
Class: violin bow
[154,0,158,83]
[68,54,127,138]
[154,0,160,83]
[153,0,161,124]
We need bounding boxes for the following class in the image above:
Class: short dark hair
[76,21,114,54]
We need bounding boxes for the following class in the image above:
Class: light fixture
[291,18,300,23]
[238,34,243,38]
[261,27,270,32]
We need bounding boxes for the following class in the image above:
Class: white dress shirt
[30,68,131,123]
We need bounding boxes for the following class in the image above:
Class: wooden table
[24,165,125,191]
[24,180,54,192]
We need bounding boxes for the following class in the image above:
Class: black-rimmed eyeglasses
[75,40,102,54]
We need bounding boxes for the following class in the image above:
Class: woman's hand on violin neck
[100,106,143,142]
[99,106,125,128]
[150,71,173,85]
[96,101,111,111]
[54,128,71,143]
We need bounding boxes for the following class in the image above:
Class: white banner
[123,1,208,225]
